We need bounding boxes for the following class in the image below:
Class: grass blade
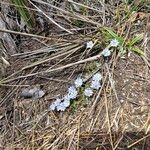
[11,0,35,29]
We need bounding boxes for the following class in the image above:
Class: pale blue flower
[84,88,93,97]
[49,98,62,111]
[68,86,78,99]
[102,48,111,57]
[63,99,70,107]
[64,94,71,101]
[56,102,66,111]
[92,73,102,81]
[54,98,61,106]
[91,80,101,90]
[86,41,94,49]
[62,95,71,107]
[110,39,119,47]
[74,77,83,88]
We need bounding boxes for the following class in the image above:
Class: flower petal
[63,99,70,107]
[74,77,83,88]
[68,86,78,99]
[110,39,119,47]
[56,103,66,111]
[86,41,94,49]
[91,80,101,90]
[92,73,102,81]
[102,48,111,57]
[84,88,93,97]
[54,98,61,105]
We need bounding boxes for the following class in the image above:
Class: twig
[32,0,102,26]
[104,89,114,149]
[105,63,121,106]
[127,134,150,149]
[1,52,103,84]
[28,0,73,34]
[68,0,104,14]
[0,28,67,42]
[88,72,108,116]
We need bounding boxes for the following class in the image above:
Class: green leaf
[130,46,145,56]
[102,27,124,44]
[128,33,144,46]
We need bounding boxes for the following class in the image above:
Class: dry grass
[0,0,150,149]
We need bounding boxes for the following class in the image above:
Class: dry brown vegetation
[0,0,150,149]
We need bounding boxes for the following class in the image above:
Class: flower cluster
[49,86,78,111]
[49,39,118,112]
[49,77,82,111]
[102,39,119,57]
[49,73,103,111]
[84,88,93,97]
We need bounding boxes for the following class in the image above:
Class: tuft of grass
[102,27,124,44]
[127,33,145,56]
[11,0,35,30]
[101,27,145,56]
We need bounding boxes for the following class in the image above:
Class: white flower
[64,94,71,101]
[74,77,83,88]
[49,98,62,111]
[68,86,78,99]
[110,39,119,47]
[49,103,56,110]
[91,80,101,90]
[54,98,61,106]
[84,88,93,97]
[63,99,70,107]
[102,48,111,57]
[62,95,71,107]
[86,41,94,49]
[92,73,102,81]
[56,102,66,111]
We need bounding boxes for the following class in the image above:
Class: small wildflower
[86,41,94,49]
[68,86,78,99]
[63,99,70,107]
[64,94,71,101]
[54,98,61,106]
[91,80,101,90]
[74,77,83,88]
[92,73,102,81]
[102,48,111,57]
[110,39,119,47]
[84,88,93,97]
[56,103,66,111]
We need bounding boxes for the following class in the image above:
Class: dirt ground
[0,36,149,149]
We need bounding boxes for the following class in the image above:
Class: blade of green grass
[11,0,35,29]
[130,46,145,56]
[128,33,144,47]
[102,27,124,44]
